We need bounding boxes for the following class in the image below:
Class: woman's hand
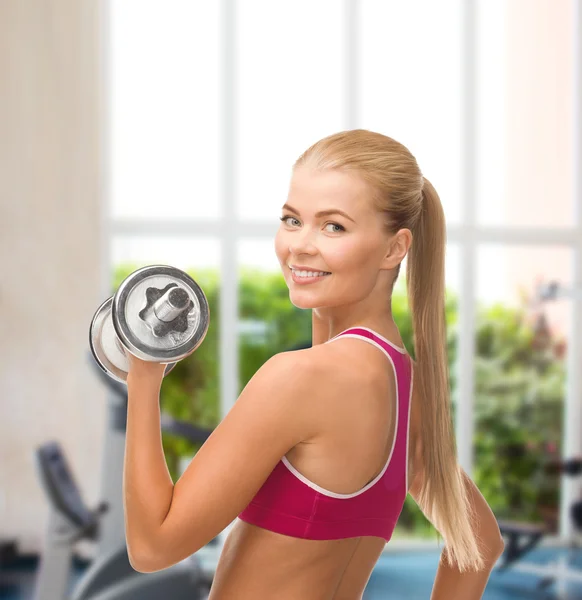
[126,351,167,384]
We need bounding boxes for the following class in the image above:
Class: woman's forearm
[430,549,501,600]
[428,466,505,598]
[123,375,174,562]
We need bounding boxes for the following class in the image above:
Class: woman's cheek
[273,233,286,259]
[274,237,293,271]
[325,241,358,270]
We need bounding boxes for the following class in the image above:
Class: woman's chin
[288,293,318,309]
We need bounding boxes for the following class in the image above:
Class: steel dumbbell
[89,265,210,384]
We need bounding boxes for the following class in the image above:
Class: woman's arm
[123,357,173,568]
[428,469,505,599]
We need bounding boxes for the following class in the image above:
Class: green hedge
[113,265,566,538]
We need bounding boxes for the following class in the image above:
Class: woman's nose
[288,237,317,255]
[287,227,318,254]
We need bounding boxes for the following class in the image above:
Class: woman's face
[274,166,393,310]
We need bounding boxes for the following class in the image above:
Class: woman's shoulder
[277,339,376,386]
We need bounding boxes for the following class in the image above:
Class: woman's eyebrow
[281,203,356,224]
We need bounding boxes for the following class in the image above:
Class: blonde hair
[294,129,485,573]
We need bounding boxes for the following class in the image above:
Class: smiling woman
[121,129,504,600]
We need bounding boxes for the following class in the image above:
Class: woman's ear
[383,229,412,268]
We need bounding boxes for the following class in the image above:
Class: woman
[123,129,505,599]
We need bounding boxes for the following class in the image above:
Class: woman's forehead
[288,167,371,207]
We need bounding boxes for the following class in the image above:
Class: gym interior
[1,1,582,599]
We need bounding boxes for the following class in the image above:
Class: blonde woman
[123,129,505,599]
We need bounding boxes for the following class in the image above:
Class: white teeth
[292,269,330,278]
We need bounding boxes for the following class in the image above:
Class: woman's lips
[290,269,331,285]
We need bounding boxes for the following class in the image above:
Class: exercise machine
[495,457,582,597]
[493,279,582,595]
[32,354,219,600]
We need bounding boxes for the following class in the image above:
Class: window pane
[238,239,280,273]
[474,244,571,530]
[111,235,220,274]
[445,243,461,299]
[360,0,463,225]
[236,0,346,221]
[477,245,572,336]
[109,1,220,220]
[476,0,575,226]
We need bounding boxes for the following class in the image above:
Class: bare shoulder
[274,343,378,443]
[278,340,373,385]
[272,342,369,403]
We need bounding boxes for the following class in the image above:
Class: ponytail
[294,129,487,571]
[406,177,485,572]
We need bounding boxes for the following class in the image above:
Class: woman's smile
[290,269,332,285]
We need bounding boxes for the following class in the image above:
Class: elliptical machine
[32,354,218,600]
[496,456,582,597]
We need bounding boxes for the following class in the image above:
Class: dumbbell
[89,265,210,384]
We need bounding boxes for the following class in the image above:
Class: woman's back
[208,325,419,600]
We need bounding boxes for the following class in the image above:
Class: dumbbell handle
[153,287,190,322]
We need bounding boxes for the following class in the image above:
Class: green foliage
[113,264,566,538]
[471,302,565,528]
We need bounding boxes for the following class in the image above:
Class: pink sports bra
[238,326,414,542]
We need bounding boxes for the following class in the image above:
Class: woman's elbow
[494,533,505,557]
[483,526,505,565]
[127,544,161,573]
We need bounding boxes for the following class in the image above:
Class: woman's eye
[279,215,344,232]
[279,215,298,227]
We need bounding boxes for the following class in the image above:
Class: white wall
[0,0,107,553]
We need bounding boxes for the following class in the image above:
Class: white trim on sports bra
[325,325,408,354]
[282,332,407,499]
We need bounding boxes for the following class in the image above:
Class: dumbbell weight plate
[112,265,210,363]
[89,296,177,384]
